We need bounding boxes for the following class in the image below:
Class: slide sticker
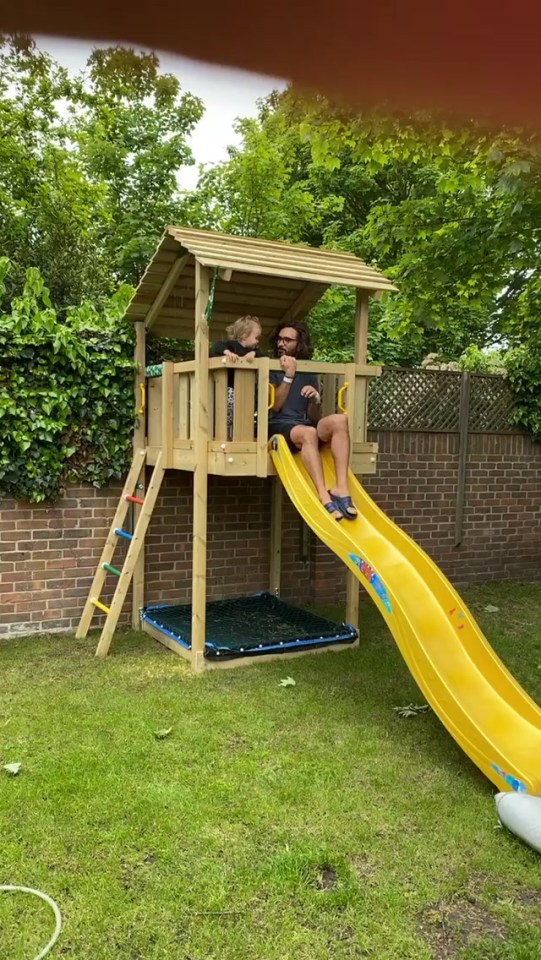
[349,554,392,613]
[449,607,466,630]
[491,762,527,793]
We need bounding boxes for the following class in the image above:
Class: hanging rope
[204,267,220,322]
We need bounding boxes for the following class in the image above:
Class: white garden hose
[0,886,62,959]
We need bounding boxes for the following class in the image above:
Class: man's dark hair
[269,320,314,360]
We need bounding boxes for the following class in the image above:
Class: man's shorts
[269,419,319,453]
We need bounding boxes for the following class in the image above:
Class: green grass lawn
[1,583,541,960]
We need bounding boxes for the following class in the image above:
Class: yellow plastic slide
[270,436,541,795]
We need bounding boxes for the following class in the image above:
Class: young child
[210,315,263,364]
[211,316,264,439]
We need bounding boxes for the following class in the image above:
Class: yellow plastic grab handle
[337,381,349,414]
[138,382,146,415]
[268,382,276,410]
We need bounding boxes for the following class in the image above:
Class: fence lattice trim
[368,367,516,433]
[468,374,515,434]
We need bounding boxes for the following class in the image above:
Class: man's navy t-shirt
[269,370,319,425]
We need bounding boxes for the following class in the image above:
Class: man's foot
[329,490,358,520]
[322,499,343,522]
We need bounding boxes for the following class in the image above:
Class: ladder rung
[102,562,121,577]
[125,495,144,505]
[114,528,133,540]
[91,598,110,614]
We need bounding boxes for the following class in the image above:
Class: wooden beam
[146,377,162,449]
[346,576,360,634]
[212,369,228,442]
[354,289,370,365]
[176,373,190,440]
[202,641,356,671]
[161,361,174,467]
[455,371,471,547]
[145,254,190,330]
[344,362,357,466]
[132,322,146,628]
[270,478,282,595]
[194,255,397,290]
[353,292,371,445]
[191,262,210,674]
[346,290,371,634]
[142,619,192,663]
[280,281,329,325]
[232,369,256,441]
[256,357,270,478]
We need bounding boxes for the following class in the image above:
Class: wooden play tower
[76,226,395,671]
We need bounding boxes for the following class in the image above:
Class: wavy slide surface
[270,436,541,795]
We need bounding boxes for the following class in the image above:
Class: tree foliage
[71,46,203,285]
[189,89,541,367]
[0,35,204,309]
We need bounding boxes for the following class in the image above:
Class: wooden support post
[346,575,360,632]
[270,478,282,595]
[256,357,270,477]
[191,262,210,673]
[161,361,174,468]
[321,373,337,419]
[132,322,146,628]
[344,362,357,467]
[455,371,471,547]
[346,290,370,632]
[354,289,370,444]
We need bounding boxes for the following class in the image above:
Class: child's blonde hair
[225,315,261,342]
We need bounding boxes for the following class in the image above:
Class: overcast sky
[36,35,286,189]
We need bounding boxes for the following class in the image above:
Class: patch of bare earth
[418,897,507,959]
[314,864,338,891]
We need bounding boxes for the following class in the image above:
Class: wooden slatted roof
[127,225,397,338]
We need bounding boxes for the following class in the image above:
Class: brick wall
[1,430,540,638]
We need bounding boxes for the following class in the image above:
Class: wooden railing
[146,358,381,473]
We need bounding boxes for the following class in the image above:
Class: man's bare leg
[316,414,357,517]
[289,424,342,520]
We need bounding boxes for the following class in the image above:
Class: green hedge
[0,260,137,502]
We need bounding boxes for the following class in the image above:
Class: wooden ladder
[76,448,165,657]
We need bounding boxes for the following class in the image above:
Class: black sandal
[330,492,358,520]
[323,500,343,522]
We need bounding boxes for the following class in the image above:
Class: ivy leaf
[279,677,296,687]
[393,704,430,718]
[3,762,22,775]
[153,727,172,740]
